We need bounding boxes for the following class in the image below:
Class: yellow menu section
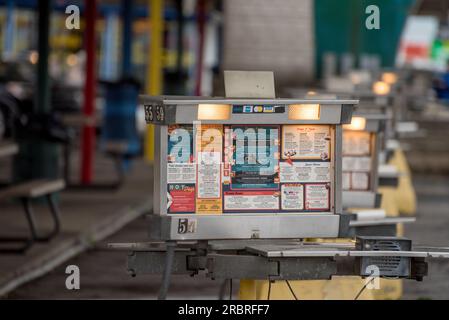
[195,124,223,214]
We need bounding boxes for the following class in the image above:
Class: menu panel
[166,124,334,214]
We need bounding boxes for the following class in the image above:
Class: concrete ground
[6,216,228,300]
[0,152,152,297]
[4,172,449,300]
[402,174,449,300]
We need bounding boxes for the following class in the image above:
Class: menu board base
[148,214,341,241]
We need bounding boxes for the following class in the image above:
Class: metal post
[144,0,164,162]
[100,11,119,81]
[175,0,184,74]
[3,0,15,59]
[195,0,206,96]
[36,0,51,115]
[80,0,97,184]
[158,242,176,300]
[122,0,133,77]
[31,0,58,181]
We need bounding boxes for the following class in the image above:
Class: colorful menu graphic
[196,124,223,214]
[167,125,195,213]
[342,131,372,191]
[226,125,280,190]
[167,184,195,213]
[223,125,280,212]
[166,124,334,214]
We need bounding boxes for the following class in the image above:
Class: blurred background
[0,0,449,300]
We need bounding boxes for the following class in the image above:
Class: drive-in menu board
[167,124,333,214]
[342,131,372,191]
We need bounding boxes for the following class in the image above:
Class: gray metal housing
[142,96,358,240]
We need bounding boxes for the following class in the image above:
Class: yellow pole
[145,0,164,161]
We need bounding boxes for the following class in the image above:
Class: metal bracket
[117,236,449,283]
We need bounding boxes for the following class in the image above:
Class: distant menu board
[166,124,334,214]
[342,131,372,191]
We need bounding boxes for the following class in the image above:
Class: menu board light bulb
[382,72,398,85]
[288,104,320,120]
[373,81,391,96]
[344,116,366,131]
[198,104,231,120]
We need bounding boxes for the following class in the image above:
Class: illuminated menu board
[167,124,333,214]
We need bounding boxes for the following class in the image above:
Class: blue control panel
[232,105,286,114]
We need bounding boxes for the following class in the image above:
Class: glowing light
[29,51,39,65]
[66,54,79,67]
[289,104,320,120]
[373,81,391,96]
[344,116,366,131]
[198,104,231,120]
[382,72,398,85]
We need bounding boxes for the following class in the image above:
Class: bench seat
[0,179,65,254]
[0,179,65,201]
[0,141,19,158]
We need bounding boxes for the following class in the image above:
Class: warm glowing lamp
[343,116,366,131]
[289,104,320,120]
[66,54,79,67]
[198,104,231,120]
[29,51,39,65]
[373,81,391,96]
[382,72,398,85]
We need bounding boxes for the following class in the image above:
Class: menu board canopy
[142,96,358,125]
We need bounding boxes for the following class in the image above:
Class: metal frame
[0,194,61,254]
[119,237,449,282]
